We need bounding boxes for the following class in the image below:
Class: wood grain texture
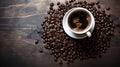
[0,0,120,67]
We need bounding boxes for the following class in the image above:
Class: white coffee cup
[62,7,95,39]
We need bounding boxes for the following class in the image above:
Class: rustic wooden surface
[0,0,120,67]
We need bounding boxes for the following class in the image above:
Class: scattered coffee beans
[39,0,116,65]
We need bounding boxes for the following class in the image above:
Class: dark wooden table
[0,0,120,67]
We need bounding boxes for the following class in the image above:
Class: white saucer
[62,8,95,39]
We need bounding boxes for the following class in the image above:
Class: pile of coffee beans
[39,0,116,65]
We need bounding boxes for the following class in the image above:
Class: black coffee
[68,10,90,32]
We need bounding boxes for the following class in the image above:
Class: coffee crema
[68,10,91,32]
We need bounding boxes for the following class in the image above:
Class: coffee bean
[57,2,60,5]
[39,47,43,53]
[44,45,49,49]
[83,1,87,4]
[69,0,75,3]
[65,1,69,5]
[96,1,100,5]
[90,2,95,6]
[50,3,54,7]
[35,39,39,44]
[54,57,58,62]
[106,7,110,10]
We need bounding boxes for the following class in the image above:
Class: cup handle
[86,31,91,37]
